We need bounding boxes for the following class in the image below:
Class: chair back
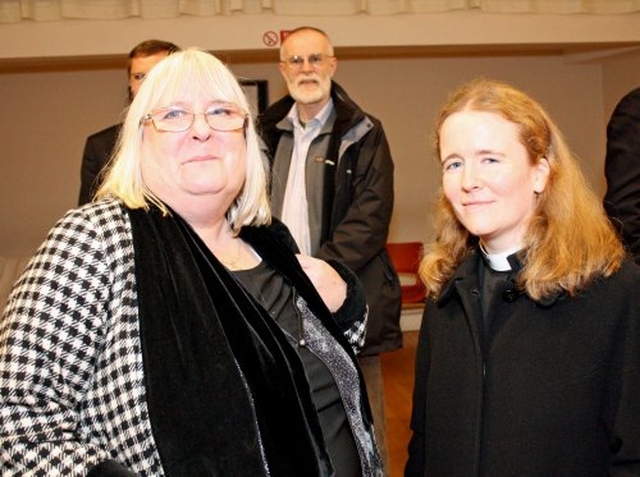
[386,242,425,304]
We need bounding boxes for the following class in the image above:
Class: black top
[130,207,334,476]
[234,261,360,477]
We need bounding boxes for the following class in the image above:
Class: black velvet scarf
[128,206,333,476]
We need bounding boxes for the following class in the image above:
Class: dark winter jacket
[258,81,402,355]
[406,250,640,477]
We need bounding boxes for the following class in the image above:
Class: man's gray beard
[290,81,330,105]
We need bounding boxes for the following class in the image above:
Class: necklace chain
[218,239,242,269]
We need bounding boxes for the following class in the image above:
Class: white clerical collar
[479,243,523,272]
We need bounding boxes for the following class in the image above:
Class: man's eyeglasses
[142,105,248,133]
[281,53,333,70]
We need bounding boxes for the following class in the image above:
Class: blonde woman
[1,50,381,476]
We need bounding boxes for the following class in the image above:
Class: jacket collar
[438,250,482,306]
[260,81,366,134]
[437,248,562,308]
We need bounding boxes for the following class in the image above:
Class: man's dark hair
[127,39,181,72]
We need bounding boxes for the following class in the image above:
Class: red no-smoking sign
[262,31,279,47]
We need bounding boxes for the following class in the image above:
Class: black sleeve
[603,88,640,264]
[325,258,366,332]
[78,126,119,206]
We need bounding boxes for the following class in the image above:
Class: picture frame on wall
[240,79,269,116]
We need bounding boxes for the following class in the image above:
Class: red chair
[386,242,426,305]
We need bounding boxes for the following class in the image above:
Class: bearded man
[258,26,402,477]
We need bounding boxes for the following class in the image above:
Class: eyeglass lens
[147,107,246,132]
[286,53,329,68]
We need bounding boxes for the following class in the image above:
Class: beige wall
[2,11,640,59]
[603,50,640,117]
[1,51,616,256]
[0,11,640,256]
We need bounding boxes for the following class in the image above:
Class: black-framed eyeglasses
[281,53,333,70]
[142,104,248,133]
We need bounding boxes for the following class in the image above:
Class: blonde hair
[96,48,271,233]
[421,78,624,301]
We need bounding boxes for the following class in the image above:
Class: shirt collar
[287,98,334,129]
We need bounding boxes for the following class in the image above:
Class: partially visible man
[258,26,402,475]
[603,87,640,264]
[78,39,180,205]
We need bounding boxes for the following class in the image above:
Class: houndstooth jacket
[0,200,161,475]
[0,199,367,476]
